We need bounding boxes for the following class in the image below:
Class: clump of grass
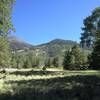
[42,66,47,71]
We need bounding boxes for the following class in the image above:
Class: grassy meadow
[0,69,100,100]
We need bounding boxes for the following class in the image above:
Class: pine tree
[0,36,11,68]
[90,39,100,69]
[11,53,17,68]
[53,56,61,67]
[80,7,100,48]
[71,45,83,69]
[63,50,72,70]
[63,45,88,70]
[45,57,51,67]
[23,56,32,68]
[0,0,15,68]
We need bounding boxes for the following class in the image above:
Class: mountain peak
[8,35,32,50]
[8,35,25,43]
[48,39,77,45]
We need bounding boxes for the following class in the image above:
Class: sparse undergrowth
[0,69,100,100]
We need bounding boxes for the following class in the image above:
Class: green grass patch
[0,70,100,100]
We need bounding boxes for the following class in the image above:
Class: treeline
[10,51,63,69]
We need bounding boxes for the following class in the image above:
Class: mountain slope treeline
[6,36,91,69]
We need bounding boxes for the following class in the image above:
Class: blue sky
[12,0,100,45]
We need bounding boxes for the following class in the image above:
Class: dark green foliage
[89,39,100,69]
[71,45,88,69]
[42,66,47,71]
[63,45,88,70]
[80,7,100,48]
[52,57,60,67]
[63,50,72,70]
[80,7,100,69]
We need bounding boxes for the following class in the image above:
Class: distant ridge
[8,36,33,50]
[8,36,78,57]
[32,39,78,57]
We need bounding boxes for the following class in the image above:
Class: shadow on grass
[10,70,66,76]
[1,75,100,100]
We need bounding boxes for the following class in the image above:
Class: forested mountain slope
[8,36,78,57]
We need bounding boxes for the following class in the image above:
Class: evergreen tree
[80,7,100,48]
[90,39,100,69]
[23,56,32,68]
[63,50,72,70]
[0,36,11,68]
[80,7,100,69]
[71,45,84,69]
[63,45,88,70]
[0,0,15,68]
[45,57,51,67]
[11,52,17,68]
[53,56,60,67]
